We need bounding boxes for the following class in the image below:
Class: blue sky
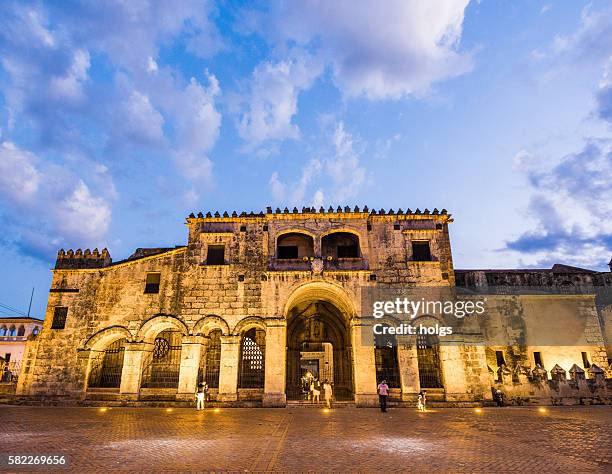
[0,0,611,317]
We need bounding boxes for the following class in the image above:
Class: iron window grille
[417,333,443,388]
[238,328,265,388]
[88,338,126,388]
[140,330,182,389]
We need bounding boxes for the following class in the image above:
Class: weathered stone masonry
[15,207,612,406]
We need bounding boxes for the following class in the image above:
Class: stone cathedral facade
[15,207,612,406]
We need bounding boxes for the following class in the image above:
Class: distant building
[13,207,612,405]
[0,317,43,382]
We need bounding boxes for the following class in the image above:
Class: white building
[0,317,43,382]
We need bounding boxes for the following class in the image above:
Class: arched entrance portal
[286,300,353,401]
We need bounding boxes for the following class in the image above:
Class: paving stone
[0,406,611,472]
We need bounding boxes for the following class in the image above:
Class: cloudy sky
[0,0,611,317]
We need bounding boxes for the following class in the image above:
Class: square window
[534,351,543,367]
[207,245,225,265]
[51,307,68,329]
[412,241,432,261]
[393,223,400,230]
[240,225,247,232]
[278,246,298,259]
[144,273,160,294]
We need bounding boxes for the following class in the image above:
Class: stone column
[439,342,469,402]
[397,339,420,401]
[218,334,241,402]
[351,318,378,406]
[263,320,286,407]
[119,342,151,400]
[177,335,206,401]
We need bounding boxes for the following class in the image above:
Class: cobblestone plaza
[1,406,610,472]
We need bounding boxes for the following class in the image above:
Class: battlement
[55,248,112,270]
[186,206,451,222]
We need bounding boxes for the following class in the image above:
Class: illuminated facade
[15,207,612,406]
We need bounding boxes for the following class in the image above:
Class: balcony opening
[322,232,360,259]
[277,233,314,260]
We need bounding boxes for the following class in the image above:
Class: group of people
[195,378,430,412]
[377,380,427,412]
[309,378,333,408]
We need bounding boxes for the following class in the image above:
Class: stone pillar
[397,340,420,401]
[351,318,378,407]
[119,342,151,399]
[263,320,287,407]
[218,335,241,402]
[439,342,469,402]
[177,335,206,401]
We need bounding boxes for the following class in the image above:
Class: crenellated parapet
[186,205,451,221]
[55,248,112,270]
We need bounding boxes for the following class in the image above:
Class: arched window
[17,325,25,336]
[88,338,127,388]
[0,326,7,336]
[199,329,221,388]
[322,232,360,259]
[374,328,401,388]
[276,232,314,259]
[141,330,182,389]
[238,328,265,388]
[8,326,16,336]
[417,333,443,388]
[32,327,40,335]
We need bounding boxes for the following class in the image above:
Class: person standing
[377,380,389,412]
[322,379,333,409]
[196,381,207,410]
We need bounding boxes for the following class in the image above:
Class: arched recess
[276,231,315,259]
[232,316,266,335]
[282,280,357,321]
[84,326,133,351]
[17,325,25,336]
[193,315,230,336]
[136,314,189,343]
[414,315,444,389]
[373,323,401,388]
[238,327,266,389]
[321,229,362,259]
[284,281,355,401]
[84,326,132,390]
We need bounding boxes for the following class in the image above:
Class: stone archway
[286,299,353,401]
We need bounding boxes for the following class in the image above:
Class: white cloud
[261,0,472,99]
[56,180,111,242]
[0,142,41,203]
[120,90,165,145]
[237,53,322,150]
[170,73,221,180]
[268,159,322,205]
[50,49,90,103]
[267,122,366,206]
[0,142,112,260]
[326,122,366,202]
